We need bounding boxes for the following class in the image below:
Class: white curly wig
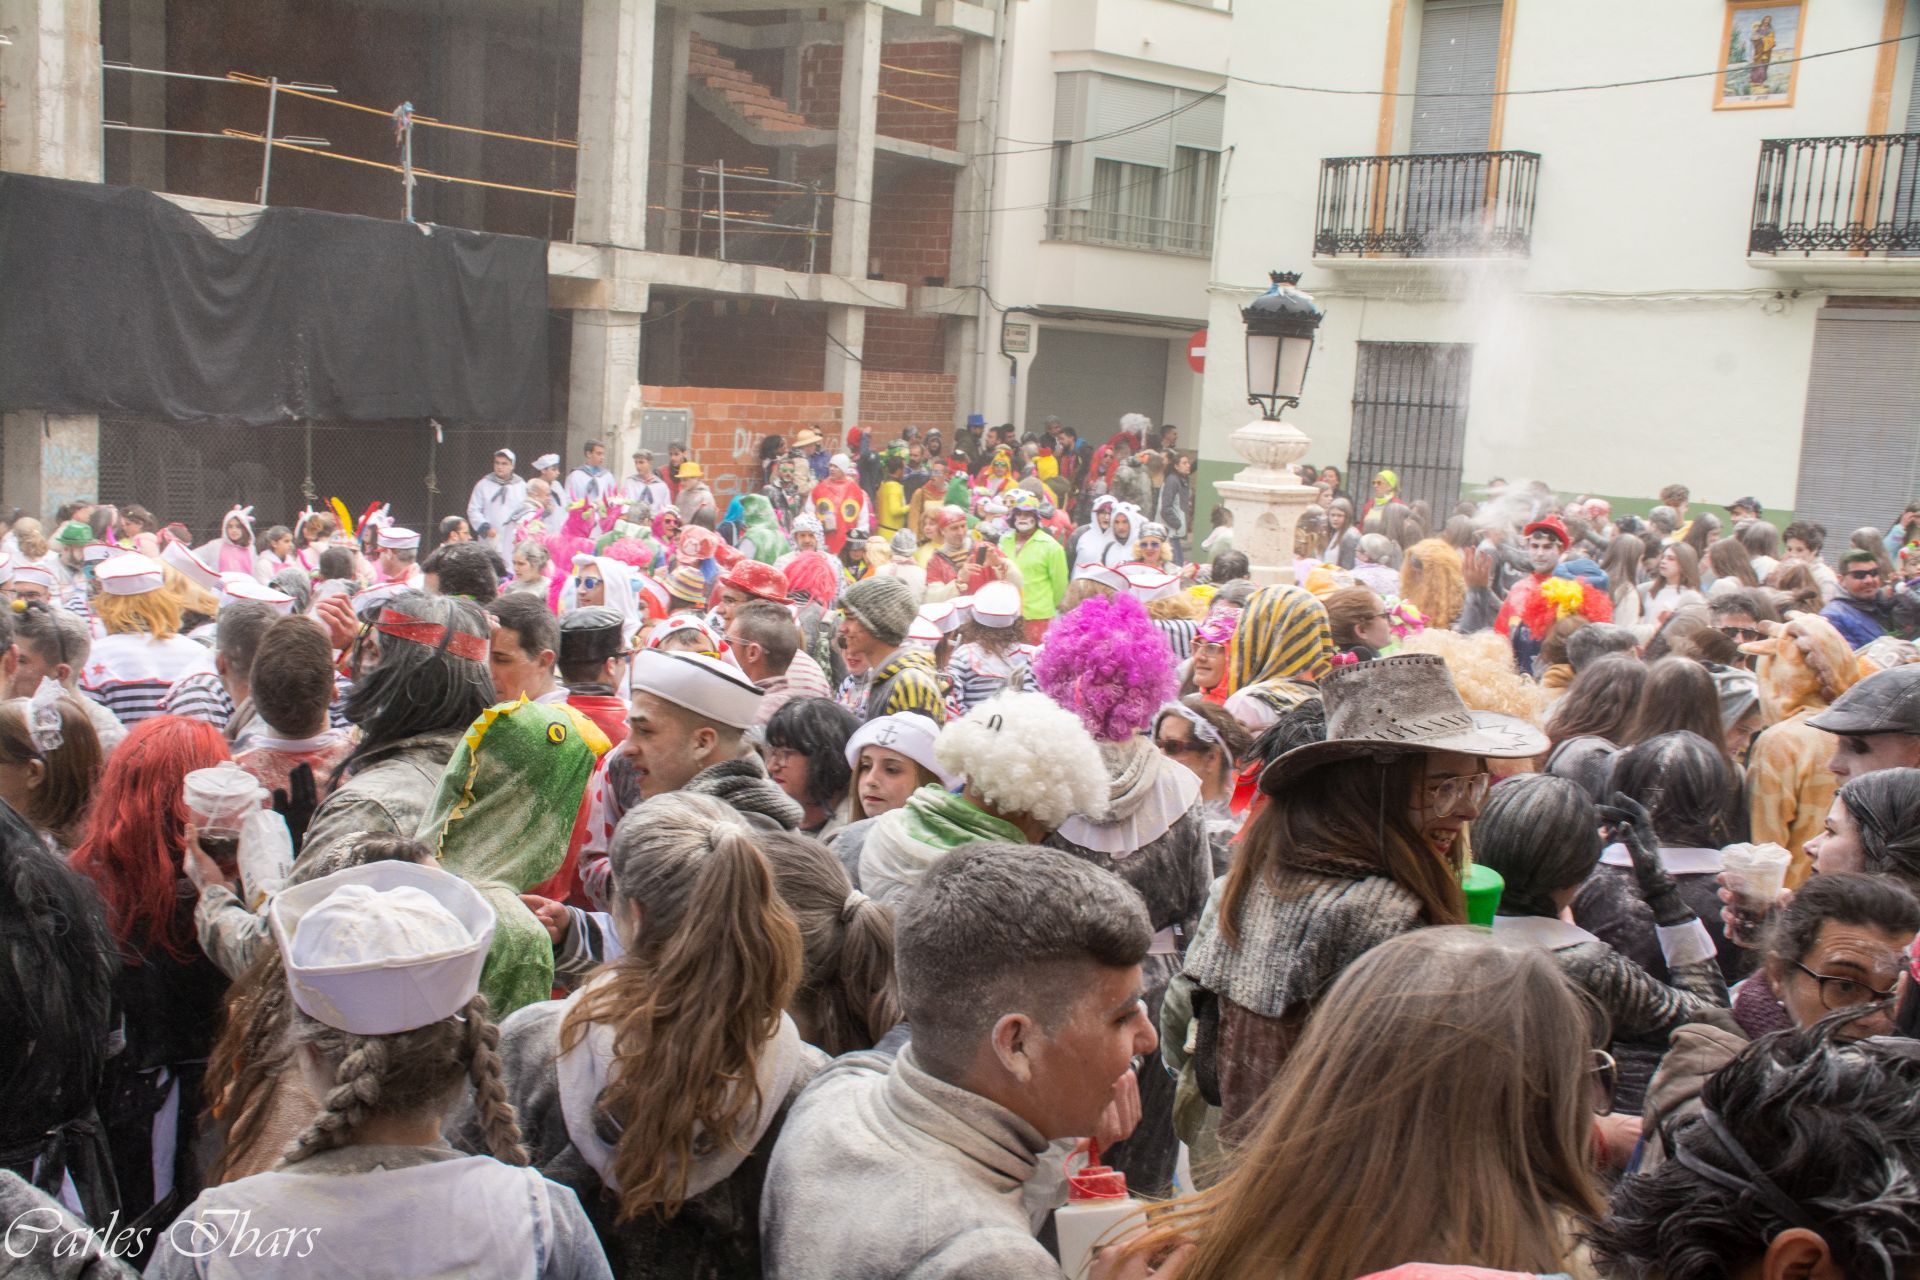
[1119,412,1153,434]
[934,691,1108,830]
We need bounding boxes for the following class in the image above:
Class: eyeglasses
[1421,771,1492,814]
[1591,1049,1618,1117]
[1367,610,1395,622]
[1154,737,1214,757]
[1792,961,1899,1010]
[578,577,602,591]
[1719,625,1764,643]
[1136,540,1163,552]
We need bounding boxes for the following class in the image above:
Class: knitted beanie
[889,528,918,557]
[842,575,918,645]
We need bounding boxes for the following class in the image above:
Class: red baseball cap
[1523,514,1570,547]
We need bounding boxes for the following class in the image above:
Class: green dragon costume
[735,492,793,564]
[416,698,611,1017]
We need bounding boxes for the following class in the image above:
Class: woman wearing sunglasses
[1152,698,1252,877]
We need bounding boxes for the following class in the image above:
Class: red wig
[69,716,231,964]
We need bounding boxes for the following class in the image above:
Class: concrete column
[829,2,882,279]
[825,305,866,431]
[645,6,690,251]
[3,0,104,514]
[568,311,643,465]
[4,413,100,518]
[574,0,656,249]
[1,0,104,180]
[944,29,995,427]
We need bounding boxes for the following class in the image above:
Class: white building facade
[1198,0,1920,538]
[967,0,1230,442]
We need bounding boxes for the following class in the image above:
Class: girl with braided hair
[149,862,611,1279]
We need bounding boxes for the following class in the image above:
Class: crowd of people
[3,416,1919,1280]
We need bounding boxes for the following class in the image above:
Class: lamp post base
[1219,414,1318,586]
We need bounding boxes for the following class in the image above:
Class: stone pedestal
[1214,412,1318,586]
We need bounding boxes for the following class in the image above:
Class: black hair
[316,546,356,581]
[1836,768,1920,894]
[1764,871,1920,967]
[420,542,501,603]
[0,802,118,1159]
[340,592,493,776]
[1607,730,1736,849]
[764,697,859,811]
[1783,519,1826,553]
[1473,774,1603,918]
[1708,590,1768,622]
[1245,698,1328,769]
[1209,549,1250,583]
[1589,1025,1920,1280]
[487,591,559,660]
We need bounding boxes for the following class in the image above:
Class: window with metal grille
[1346,341,1473,517]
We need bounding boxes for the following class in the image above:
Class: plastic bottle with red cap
[1055,1142,1144,1279]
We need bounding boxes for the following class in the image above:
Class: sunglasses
[578,576,602,591]
[1847,569,1882,580]
[1591,1049,1619,1117]
[1154,737,1214,757]
[1719,625,1764,643]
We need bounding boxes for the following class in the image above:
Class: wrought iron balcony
[1315,151,1540,259]
[1750,134,1920,256]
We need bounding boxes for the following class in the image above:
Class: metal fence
[687,163,828,271]
[1750,133,1920,255]
[1315,151,1540,258]
[1345,341,1473,517]
[97,417,566,543]
[1044,206,1213,257]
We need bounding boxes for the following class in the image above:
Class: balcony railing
[1045,207,1214,258]
[1750,134,1920,256]
[1315,151,1540,259]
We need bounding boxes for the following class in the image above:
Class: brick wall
[642,385,843,508]
[797,40,962,150]
[858,371,956,435]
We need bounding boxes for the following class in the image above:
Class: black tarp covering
[0,172,549,425]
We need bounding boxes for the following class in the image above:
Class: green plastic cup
[1462,863,1505,928]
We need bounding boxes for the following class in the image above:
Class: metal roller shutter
[1791,307,1920,557]
[1410,0,1502,155]
[1026,329,1170,446]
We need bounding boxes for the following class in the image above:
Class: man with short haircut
[837,576,945,724]
[1726,495,1762,527]
[467,449,526,555]
[555,606,632,744]
[576,647,801,906]
[233,615,354,800]
[374,527,423,588]
[1493,514,1570,672]
[1565,621,1639,671]
[162,600,280,743]
[761,841,1157,1279]
[1821,550,1893,648]
[566,440,613,505]
[10,602,124,753]
[727,600,830,725]
[619,448,672,513]
[1807,664,1920,781]
[714,560,789,626]
[666,442,689,497]
[420,541,501,604]
[487,592,564,705]
[438,515,473,547]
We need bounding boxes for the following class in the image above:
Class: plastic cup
[184,764,268,874]
[1463,862,1505,928]
[1722,842,1792,947]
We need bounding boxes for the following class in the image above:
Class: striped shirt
[81,633,218,726]
[943,641,1037,718]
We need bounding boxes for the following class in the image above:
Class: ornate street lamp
[1241,270,1324,420]
[1215,270,1327,585]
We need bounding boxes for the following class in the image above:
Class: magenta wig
[1033,593,1177,742]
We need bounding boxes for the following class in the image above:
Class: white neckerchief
[243,728,342,754]
[1492,913,1601,949]
[556,974,805,1201]
[1598,843,1725,874]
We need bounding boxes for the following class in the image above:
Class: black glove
[273,763,319,857]
[1599,792,1690,926]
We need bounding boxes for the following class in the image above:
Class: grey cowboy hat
[1807,664,1920,737]
[1259,653,1548,795]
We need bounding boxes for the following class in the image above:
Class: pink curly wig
[1033,593,1177,743]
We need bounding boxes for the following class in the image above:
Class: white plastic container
[237,809,296,912]
[1055,1156,1143,1280]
